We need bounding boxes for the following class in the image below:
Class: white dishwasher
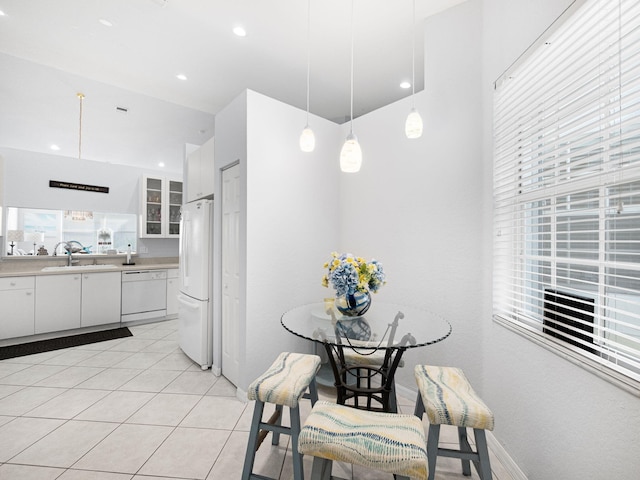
[121,270,168,322]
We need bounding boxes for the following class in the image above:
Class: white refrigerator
[178,199,213,369]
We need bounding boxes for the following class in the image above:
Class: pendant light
[340,0,362,173]
[77,92,85,159]
[299,0,315,152]
[405,0,423,139]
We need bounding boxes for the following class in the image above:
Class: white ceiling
[0,0,466,173]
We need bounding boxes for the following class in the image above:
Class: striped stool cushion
[299,401,428,480]
[414,365,494,431]
[341,341,405,368]
[247,352,321,408]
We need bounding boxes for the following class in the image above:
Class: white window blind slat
[494,0,640,383]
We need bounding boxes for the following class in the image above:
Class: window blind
[493,0,640,383]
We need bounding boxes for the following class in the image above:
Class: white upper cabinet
[140,175,182,238]
[186,137,215,203]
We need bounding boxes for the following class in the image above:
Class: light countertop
[0,257,179,278]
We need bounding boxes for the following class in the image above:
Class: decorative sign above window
[49,180,109,194]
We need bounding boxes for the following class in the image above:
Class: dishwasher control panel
[122,270,168,282]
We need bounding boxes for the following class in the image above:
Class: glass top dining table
[281,301,452,412]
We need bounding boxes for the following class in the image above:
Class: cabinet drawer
[0,276,35,291]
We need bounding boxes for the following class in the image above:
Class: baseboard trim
[395,383,528,480]
[486,431,528,480]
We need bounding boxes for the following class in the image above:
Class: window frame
[492,0,640,396]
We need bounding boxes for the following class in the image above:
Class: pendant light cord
[349,0,355,133]
[305,0,311,125]
[411,0,416,107]
[77,92,84,160]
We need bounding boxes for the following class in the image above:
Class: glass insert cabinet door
[140,175,182,238]
[168,180,182,236]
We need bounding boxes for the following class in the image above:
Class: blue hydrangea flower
[329,262,359,296]
[323,252,387,296]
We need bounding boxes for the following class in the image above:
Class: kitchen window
[493,0,640,390]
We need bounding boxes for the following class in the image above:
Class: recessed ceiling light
[233,26,247,37]
[50,144,60,151]
[98,18,113,27]
[158,162,165,168]
[176,74,188,81]
[0,10,6,16]
[400,81,411,89]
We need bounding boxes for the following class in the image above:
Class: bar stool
[413,365,495,480]
[242,352,321,480]
[298,400,428,480]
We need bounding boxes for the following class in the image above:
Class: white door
[221,163,241,386]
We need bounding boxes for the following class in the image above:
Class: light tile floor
[0,319,515,480]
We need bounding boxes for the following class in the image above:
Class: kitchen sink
[41,264,117,272]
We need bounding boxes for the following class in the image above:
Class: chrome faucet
[53,241,78,266]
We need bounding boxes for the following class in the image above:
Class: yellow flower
[323,262,329,268]
[321,275,328,287]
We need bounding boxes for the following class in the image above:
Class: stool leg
[310,457,332,480]
[271,404,284,446]
[458,427,472,476]
[473,429,493,480]
[388,380,398,413]
[242,400,266,480]
[413,393,425,418]
[308,378,319,406]
[290,406,304,480]
[426,423,440,480]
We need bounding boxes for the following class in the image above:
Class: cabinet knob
[26,291,33,296]
[10,282,16,286]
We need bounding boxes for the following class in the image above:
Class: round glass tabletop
[281,301,452,350]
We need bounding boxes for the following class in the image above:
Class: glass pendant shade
[340,132,362,173]
[405,107,423,139]
[299,125,315,152]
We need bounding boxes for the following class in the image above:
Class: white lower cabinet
[166,268,179,316]
[0,276,35,340]
[35,274,82,334]
[81,272,121,327]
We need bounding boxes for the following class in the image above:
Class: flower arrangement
[322,252,386,297]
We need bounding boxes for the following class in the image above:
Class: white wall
[481,1,640,479]
[332,0,640,477]
[1,147,179,258]
[337,0,484,395]
[213,90,342,390]
[212,91,248,378]
[244,91,342,389]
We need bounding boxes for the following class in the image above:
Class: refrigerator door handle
[178,294,200,309]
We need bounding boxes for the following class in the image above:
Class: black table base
[323,342,406,413]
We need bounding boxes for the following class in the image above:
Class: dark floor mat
[0,327,133,360]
